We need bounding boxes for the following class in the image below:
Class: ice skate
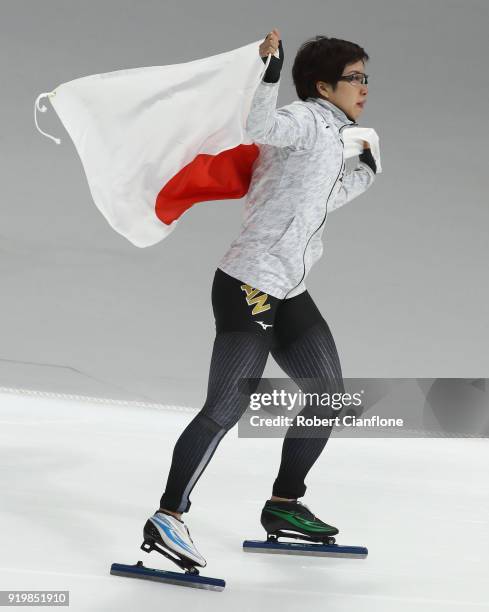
[141,509,208,568]
[260,498,340,544]
[110,510,225,591]
[243,499,368,559]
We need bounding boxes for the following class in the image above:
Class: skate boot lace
[295,500,319,521]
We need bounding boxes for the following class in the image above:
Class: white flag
[34,40,270,247]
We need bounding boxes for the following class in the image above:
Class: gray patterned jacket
[218,77,377,299]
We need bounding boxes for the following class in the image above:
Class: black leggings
[160,268,345,513]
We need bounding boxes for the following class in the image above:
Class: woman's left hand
[362,140,370,149]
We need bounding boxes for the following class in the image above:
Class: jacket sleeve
[328,160,376,212]
[245,78,317,150]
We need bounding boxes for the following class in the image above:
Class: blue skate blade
[242,540,368,559]
[110,562,225,591]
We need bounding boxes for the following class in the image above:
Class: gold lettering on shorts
[240,284,271,315]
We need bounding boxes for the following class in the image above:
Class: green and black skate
[243,499,367,558]
[260,499,339,545]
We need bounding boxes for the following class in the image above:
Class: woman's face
[316,60,368,122]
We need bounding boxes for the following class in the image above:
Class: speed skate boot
[110,509,226,590]
[260,499,339,545]
[242,499,367,559]
[141,509,207,571]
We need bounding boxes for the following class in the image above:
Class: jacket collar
[306,96,357,128]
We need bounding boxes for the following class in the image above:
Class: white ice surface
[0,390,488,611]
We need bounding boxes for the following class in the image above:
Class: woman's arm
[329,145,377,212]
[245,30,317,150]
[245,81,318,149]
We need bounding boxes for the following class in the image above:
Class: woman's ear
[316,81,329,98]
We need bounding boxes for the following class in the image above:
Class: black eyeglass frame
[337,73,369,86]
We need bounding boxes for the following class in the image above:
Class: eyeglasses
[338,72,369,86]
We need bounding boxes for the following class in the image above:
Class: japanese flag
[34,40,271,248]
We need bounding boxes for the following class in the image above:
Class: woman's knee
[199,399,248,431]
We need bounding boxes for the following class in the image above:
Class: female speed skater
[143,29,378,569]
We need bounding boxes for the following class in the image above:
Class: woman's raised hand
[259,29,281,58]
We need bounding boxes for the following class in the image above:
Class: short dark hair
[292,36,369,100]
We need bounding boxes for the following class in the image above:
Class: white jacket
[218,77,377,299]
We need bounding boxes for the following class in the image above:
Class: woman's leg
[269,290,346,500]
[159,268,279,515]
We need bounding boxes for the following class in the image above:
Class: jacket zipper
[283,122,356,300]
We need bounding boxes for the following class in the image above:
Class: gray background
[1,0,487,407]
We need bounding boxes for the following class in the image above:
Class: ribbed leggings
[160,267,345,513]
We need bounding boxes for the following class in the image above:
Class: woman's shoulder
[276,99,321,129]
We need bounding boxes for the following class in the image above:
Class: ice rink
[0,388,488,611]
